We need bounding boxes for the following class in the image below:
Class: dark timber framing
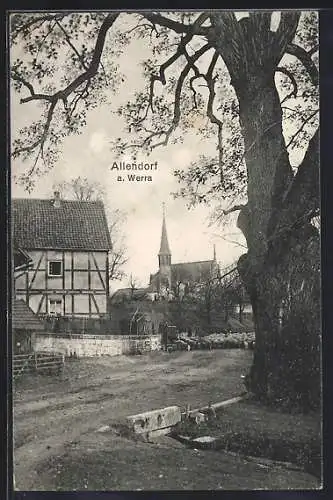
[16,248,109,318]
[88,252,91,316]
[71,251,74,316]
[45,250,48,314]
[62,250,66,316]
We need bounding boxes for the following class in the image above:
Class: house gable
[13,197,111,319]
[13,197,112,251]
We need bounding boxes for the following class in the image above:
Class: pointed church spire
[213,244,216,261]
[158,203,171,256]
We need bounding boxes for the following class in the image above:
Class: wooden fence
[13,351,65,378]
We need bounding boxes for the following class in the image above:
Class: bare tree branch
[282,128,319,206]
[286,42,319,86]
[189,73,202,109]
[308,44,319,56]
[33,20,59,62]
[11,72,42,100]
[203,51,225,184]
[131,43,211,150]
[133,18,210,128]
[145,16,212,111]
[55,13,118,98]
[109,248,128,281]
[264,129,320,249]
[12,13,119,165]
[142,12,211,37]
[55,18,89,70]
[282,106,319,120]
[223,204,246,215]
[285,108,318,149]
[17,99,57,171]
[14,13,118,107]
[11,13,67,39]
[66,80,91,121]
[217,234,248,249]
[276,66,298,99]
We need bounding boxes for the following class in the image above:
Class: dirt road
[13,350,319,490]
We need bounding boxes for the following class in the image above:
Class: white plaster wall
[34,334,162,358]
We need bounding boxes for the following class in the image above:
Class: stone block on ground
[96,425,111,433]
[126,405,181,435]
[192,435,218,449]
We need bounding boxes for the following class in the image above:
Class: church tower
[158,204,172,291]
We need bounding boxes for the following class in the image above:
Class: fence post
[59,353,65,378]
[34,352,38,372]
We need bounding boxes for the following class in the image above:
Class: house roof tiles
[12,198,112,251]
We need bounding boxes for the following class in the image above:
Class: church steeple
[158,203,171,260]
[158,203,172,291]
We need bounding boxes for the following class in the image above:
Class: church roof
[171,260,216,283]
[150,259,217,287]
[158,213,171,256]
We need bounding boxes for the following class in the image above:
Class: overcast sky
[11,106,246,290]
[10,12,250,291]
[11,11,315,291]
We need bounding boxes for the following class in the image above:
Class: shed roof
[12,299,45,331]
[110,288,150,304]
[12,198,112,251]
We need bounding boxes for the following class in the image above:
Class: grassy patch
[173,398,322,479]
[36,436,320,491]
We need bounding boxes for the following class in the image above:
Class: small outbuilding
[12,299,44,354]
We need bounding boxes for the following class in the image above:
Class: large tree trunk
[238,227,320,410]
[211,13,320,409]
[235,77,320,409]
[236,78,320,409]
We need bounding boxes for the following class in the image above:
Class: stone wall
[34,333,161,358]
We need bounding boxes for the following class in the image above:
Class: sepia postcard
[9,9,322,492]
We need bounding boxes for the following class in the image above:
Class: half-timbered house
[13,192,112,318]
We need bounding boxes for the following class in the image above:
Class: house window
[48,260,62,277]
[49,298,62,315]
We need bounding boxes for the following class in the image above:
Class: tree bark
[238,228,320,410]
[211,13,320,409]
[236,82,319,409]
